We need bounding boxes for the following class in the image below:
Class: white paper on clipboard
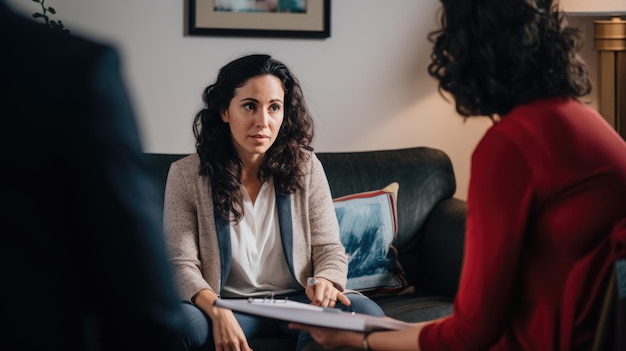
[215,298,413,332]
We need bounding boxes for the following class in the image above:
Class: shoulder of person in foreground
[2,4,187,349]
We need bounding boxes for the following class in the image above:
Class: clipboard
[214,297,413,332]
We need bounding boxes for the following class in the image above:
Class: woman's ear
[220,110,229,123]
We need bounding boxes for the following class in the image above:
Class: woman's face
[221,74,285,165]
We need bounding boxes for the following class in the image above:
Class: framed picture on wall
[188,0,331,38]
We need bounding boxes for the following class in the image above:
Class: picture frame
[188,0,331,39]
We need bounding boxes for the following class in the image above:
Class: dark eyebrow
[239,97,283,104]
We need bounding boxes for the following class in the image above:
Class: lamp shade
[559,0,626,16]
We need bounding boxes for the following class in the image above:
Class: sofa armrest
[417,197,466,299]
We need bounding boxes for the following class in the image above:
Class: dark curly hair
[427,0,591,119]
[193,54,314,223]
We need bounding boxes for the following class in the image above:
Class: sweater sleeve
[163,158,213,301]
[308,153,348,289]
[420,129,534,350]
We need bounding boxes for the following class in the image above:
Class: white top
[221,181,300,297]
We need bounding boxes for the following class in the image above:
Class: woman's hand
[193,289,252,351]
[290,323,427,351]
[305,277,351,308]
[289,323,363,349]
[210,307,253,351]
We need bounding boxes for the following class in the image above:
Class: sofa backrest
[315,147,456,250]
[145,146,457,253]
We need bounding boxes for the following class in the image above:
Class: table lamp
[560,0,626,139]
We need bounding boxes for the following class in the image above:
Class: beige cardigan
[163,151,348,302]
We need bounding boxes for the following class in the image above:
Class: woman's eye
[270,104,282,112]
[243,103,255,111]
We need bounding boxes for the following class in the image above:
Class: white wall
[7,0,598,200]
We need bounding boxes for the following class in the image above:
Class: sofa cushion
[334,183,412,296]
[316,147,457,289]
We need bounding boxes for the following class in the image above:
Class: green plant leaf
[31,1,70,33]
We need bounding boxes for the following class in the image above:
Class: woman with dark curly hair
[291,1,626,350]
[163,54,383,351]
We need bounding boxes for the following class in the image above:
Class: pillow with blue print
[333,182,414,296]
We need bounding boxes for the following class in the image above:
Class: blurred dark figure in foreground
[0,1,185,350]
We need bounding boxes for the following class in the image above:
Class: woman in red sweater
[290,0,626,350]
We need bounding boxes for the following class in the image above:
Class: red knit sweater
[420,98,626,350]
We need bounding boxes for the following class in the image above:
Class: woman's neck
[241,162,263,205]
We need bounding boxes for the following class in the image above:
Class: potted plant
[30,0,68,33]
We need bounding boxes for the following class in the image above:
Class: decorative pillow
[333,183,414,296]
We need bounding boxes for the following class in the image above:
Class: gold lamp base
[594,17,626,139]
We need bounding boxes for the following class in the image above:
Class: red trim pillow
[333,183,413,296]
